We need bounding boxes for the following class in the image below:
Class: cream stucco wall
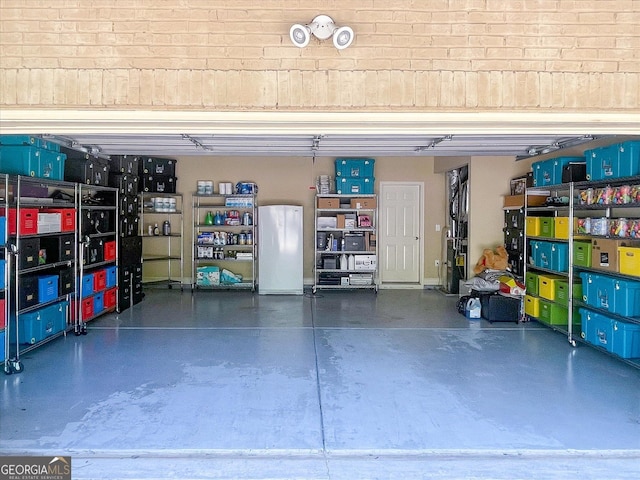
[143,155,446,284]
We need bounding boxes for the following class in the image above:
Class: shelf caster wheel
[12,361,23,373]
[81,325,88,335]
[570,339,577,348]
[312,286,317,294]
[3,364,12,375]
[75,329,82,336]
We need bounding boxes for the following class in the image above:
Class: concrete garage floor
[1,289,639,479]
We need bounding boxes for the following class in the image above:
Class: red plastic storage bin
[44,208,76,232]
[71,297,94,321]
[93,269,107,292]
[104,240,116,262]
[104,287,117,309]
[6,208,38,235]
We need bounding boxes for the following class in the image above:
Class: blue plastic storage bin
[18,305,52,344]
[105,266,117,288]
[0,145,65,180]
[611,320,640,359]
[0,134,60,152]
[535,240,553,269]
[0,259,5,290]
[614,141,640,178]
[335,177,375,194]
[580,271,616,312]
[533,157,583,186]
[0,216,5,246]
[585,145,618,181]
[580,308,614,352]
[335,158,375,178]
[612,278,640,317]
[37,274,59,303]
[550,242,569,272]
[80,273,94,298]
[0,331,4,361]
[93,292,104,314]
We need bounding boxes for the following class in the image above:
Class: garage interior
[2,1,640,478]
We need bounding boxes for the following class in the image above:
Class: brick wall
[1,0,638,110]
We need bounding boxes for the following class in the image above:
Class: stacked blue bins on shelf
[532,156,584,187]
[0,135,66,180]
[584,140,640,181]
[335,158,375,194]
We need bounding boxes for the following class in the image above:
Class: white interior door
[379,182,423,284]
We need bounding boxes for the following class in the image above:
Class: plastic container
[555,280,583,308]
[591,217,609,236]
[526,217,542,236]
[538,274,564,301]
[335,158,375,178]
[37,274,59,303]
[540,218,555,238]
[524,295,540,318]
[335,177,375,195]
[611,320,640,359]
[554,217,570,239]
[612,278,640,317]
[573,241,592,267]
[550,242,569,272]
[575,217,591,235]
[525,271,539,296]
[580,308,614,352]
[618,246,640,277]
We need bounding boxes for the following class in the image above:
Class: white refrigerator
[258,205,304,295]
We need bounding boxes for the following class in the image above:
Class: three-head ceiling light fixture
[289,15,354,49]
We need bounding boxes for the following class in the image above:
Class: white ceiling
[47,133,601,159]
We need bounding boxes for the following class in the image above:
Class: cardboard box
[350,197,377,209]
[336,214,346,229]
[317,197,340,209]
[368,233,377,251]
[503,194,548,208]
[591,239,619,272]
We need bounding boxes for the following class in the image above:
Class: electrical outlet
[435,224,441,232]
[435,260,440,267]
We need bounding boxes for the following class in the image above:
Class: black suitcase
[119,194,139,217]
[64,156,96,184]
[479,293,521,323]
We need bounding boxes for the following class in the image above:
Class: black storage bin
[119,236,142,266]
[118,284,131,313]
[318,272,346,285]
[479,293,520,323]
[18,275,39,310]
[562,162,587,183]
[109,155,140,175]
[140,157,176,176]
[119,215,139,237]
[58,267,75,295]
[506,249,524,276]
[39,234,74,263]
[344,233,366,251]
[83,238,104,265]
[91,210,112,234]
[93,159,110,186]
[109,173,138,196]
[504,228,524,253]
[119,194,139,217]
[63,156,95,184]
[504,208,524,229]
[132,263,143,282]
[140,174,176,193]
[19,237,41,269]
